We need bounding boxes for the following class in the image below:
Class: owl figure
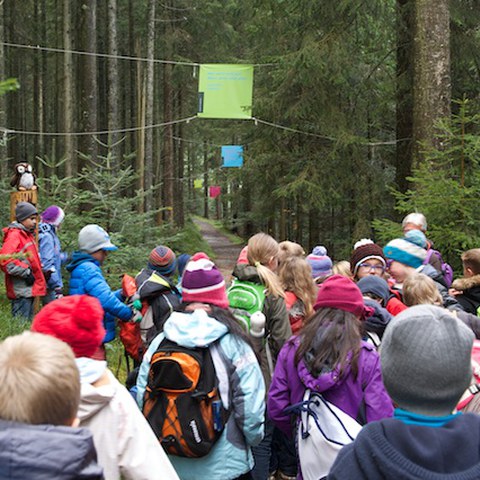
[10,163,38,191]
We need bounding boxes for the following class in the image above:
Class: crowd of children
[2,204,480,479]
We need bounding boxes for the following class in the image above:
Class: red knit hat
[31,295,105,358]
[314,274,367,318]
[181,255,229,309]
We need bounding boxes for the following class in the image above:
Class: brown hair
[278,241,305,265]
[296,308,362,379]
[279,256,317,317]
[462,249,480,275]
[247,233,284,298]
[402,273,442,307]
[0,332,80,426]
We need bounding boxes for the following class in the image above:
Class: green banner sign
[198,64,253,119]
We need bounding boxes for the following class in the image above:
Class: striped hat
[181,255,229,309]
[148,245,177,276]
[306,246,333,279]
[383,236,427,268]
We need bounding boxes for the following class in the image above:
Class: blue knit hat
[383,235,427,268]
[307,246,333,279]
[357,276,390,305]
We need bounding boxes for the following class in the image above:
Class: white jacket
[77,361,179,480]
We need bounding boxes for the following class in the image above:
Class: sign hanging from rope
[198,65,253,119]
[209,186,221,198]
[221,145,244,167]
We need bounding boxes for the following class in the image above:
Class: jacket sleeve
[39,231,62,290]
[221,335,265,447]
[83,266,133,321]
[267,342,295,436]
[0,231,31,277]
[362,350,394,422]
[136,333,165,409]
[114,377,180,480]
[264,295,292,361]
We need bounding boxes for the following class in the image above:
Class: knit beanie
[31,295,106,358]
[350,239,386,277]
[404,229,427,248]
[381,305,474,416]
[383,235,427,268]
[314,274,366,318]
[148,245,177,276]
[357,276,390,305]
[15,202,37,222]
[41,205,65,227]
[181,255,229,309]
[307,246,333,278]
[177,253,191,278]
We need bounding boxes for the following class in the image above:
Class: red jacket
[0,223,46,299]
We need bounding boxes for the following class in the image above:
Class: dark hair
[295,308,362,379]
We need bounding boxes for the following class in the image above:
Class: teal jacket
[137,308,265,480]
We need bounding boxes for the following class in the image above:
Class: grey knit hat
[15,202,38,222]
[380,305,474,416]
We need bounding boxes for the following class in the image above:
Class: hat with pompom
[31,295,105,358]
[350,239,386,277]
[41,205,65,227]
[181,254,229,309]
[306,246,333,279]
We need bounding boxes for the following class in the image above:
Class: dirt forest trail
[193,218,243,282]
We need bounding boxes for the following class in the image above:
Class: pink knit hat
[31,295,106,357]
[181,255,229,309]
[314,274,367,318]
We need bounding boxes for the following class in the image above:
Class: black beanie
[15,202,38,222]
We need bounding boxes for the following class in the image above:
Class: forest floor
[192,218,243,283]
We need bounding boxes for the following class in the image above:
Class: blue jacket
[0,419,103,479]
[67,251,132,343]
[137,308,265,480]
[328,413,480,479]
[39,223,63,291]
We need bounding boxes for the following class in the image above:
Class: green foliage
[373,99,480,272]
[0,78,19,96]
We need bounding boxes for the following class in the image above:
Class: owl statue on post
[10,163,38,191]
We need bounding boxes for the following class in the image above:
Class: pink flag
[209,186,221,198]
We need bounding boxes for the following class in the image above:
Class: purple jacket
[268,336,393,436]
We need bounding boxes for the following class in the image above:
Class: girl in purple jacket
[268,274,393,440]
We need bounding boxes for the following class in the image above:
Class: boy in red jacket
[0,202,46,320]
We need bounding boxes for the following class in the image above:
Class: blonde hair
[462,249,480,275]
[278,241,305,265]
[0,332,80,426]
[333,261,353,279]
[279,256,317,316]
[248,233,284,298]
[402,273,442,307]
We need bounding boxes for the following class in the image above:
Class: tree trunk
[163,63,174,222]
[412,0,451,162]
[107,0,120,163]
[144,0,156,212]
[136,42,146,214]
[63,0,76,179]
[174,90,185,227]
[79,0,98,168]
[0,0,7,177]
[395,0,414,193]
[203,140,209,219]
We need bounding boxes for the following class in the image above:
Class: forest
[1,0,480,270]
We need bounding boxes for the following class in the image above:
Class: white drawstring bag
[287,389,363,480]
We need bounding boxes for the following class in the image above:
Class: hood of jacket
[39,222,56,235]
[419,263,447,288]
[135,267,177,298]
[335,414,480,479]
[163,309,228,348]
[66,251,99,272]
[2,222,31,238]
[0,419,103,479]
[232,263,262,284]
[363,298,392,336]
[452,274,480,292]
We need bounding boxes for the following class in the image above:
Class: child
[278,240,305,265]
[306,245,333,284]
[0,202,46,320]
[39,205,66,303]
[328,305,480,479]
[332,260,353,279]
[450,248,480,315]
[268,275,393,476]
[351,239,407,316]
[135,245,181,345]
[136,255,265,480]
[66,224,133,357]
[278,256,317,335]
[0,331,103,479]
[31,294,180,480]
